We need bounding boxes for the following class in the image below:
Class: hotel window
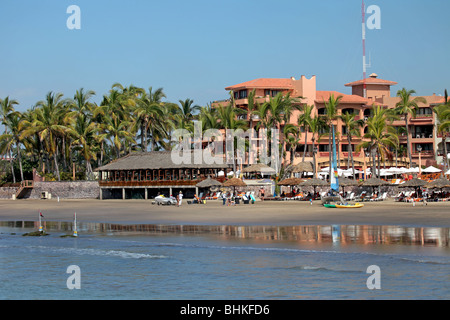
[417,107,432,116]
[317,108,326,115]
[342,126,348,135]
[271,90,281,97]
[319,145,330,152]
[264,89,271,96]
[342,108,355,115]
[239,90,248,99]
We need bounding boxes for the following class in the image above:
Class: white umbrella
[405,167,420,173]
[387,167,407,174]
[422,166,442,173]
[445,169,450,175]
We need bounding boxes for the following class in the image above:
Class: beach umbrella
[242,163,276,175]
[361,177,390,194]
[422,166,442,173]
[426,178,450,190]
[300,178,328,196]
[398,178,428,188]
[361,177,390,187]
[398,178,429,199]
[278,177,304,186]
[223,178,247,195]
[290,162,314,173]
[445,169,450,175]
[196,177,223,188]
[405,167,420,173]
[338,177,359,194]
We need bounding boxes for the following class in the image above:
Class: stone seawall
[0,187,19,199]
[0,181,100,199]
[28,181,100,199]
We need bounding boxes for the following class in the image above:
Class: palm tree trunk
[54,153,61,181]
[143,123,149,152]
[405,116,412,167]
[377,151,381,179]
[443,134,448,170]
[347,134,355,179]
[329,125,332,179]
[9,149,16,184]
[312,137,317,179]
[62,137,68,171]
[16,142,24,182]
[372,149,377,179]
[302,130,308,162]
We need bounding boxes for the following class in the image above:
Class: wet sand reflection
[1,221,449,248]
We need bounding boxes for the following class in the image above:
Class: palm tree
[176,98,201,122]
[0,112,26,182]
[308,115,327,178]
[434,90,450,170]
[283,124,300,165]
[216,104,248,176]
[0,96,19,181]
[134,88,165,152]
[23,92,68,181]
[358,106,398,178]
[69,88,96,117]
[67,113,105,179]
[0,97,19,134]
[297,104,314,162]
[324,94,342,177]
[339,112,365,179]
[103,112,135,159]
[395,88,427,167]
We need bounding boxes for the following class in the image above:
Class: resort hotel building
[212,73,449,171]
[95,73,449,199]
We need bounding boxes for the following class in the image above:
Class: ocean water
[0,222,449,300]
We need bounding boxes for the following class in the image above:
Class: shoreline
[0,198,449,228]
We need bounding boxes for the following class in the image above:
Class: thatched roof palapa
[96,151,229,171]
[196,177,223,188]
[338,177,359,187]
[300,178,328,187]
[425,178,450,189]
[291,162,314,173]
[361,178,390,187]
[223,178,247,187]
[278,178,304,186]
[242,163,276,174]
[398,178,428,188]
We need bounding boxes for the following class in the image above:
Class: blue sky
[1,0,449,112]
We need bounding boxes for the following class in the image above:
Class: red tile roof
[225,78,294,91]
[315,91,378,105]
[344,77,398,87]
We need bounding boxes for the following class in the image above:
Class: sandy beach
[0,198,449,227]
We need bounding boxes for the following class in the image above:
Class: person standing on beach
[259,187,265,201]
[222,192,227,205]
[178,191,183,207]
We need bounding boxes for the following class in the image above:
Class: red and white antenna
[362,0,367,98]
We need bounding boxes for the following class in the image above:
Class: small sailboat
[73,212,78,237]
[324,126,364,209]
[39,210,44,232]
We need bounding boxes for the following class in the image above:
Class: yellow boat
[335,203,364,209]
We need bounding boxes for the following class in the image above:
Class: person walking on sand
[178,191,183,207]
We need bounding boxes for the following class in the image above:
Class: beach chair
[374,192,387,201]
[345,192,355,201]
[356,191,367,202]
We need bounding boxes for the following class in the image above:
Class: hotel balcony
[412,133,434,143]
[410,114,434,125]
